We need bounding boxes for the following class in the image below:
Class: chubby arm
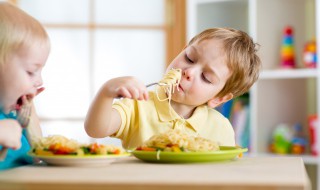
[0,119,22,150]
[85,76,149,138]
[0,104,42,150]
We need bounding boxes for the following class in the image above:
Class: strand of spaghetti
[155,68,181,101]
[155,68,182,119]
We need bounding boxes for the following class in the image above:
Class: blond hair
[0,2,50,65]
[188,28,261,98]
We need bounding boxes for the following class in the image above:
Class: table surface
[0,156,311,190]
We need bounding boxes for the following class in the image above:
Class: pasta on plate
[136,129,220,152]
[32,135,124,156]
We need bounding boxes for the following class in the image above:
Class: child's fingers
[11,141,22,150]
[127,87,140,100]
[20,95,31,108]
[17,102,32,128]
[117,86,148,101]
[21,95,28,104]
[116,87,132,99]
[25,94,34,103]
[143,91,149,100]
[132,87,148,101]
[138,88,148,101]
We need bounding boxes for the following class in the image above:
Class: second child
[85,27,261,150]
[0,2,50,170]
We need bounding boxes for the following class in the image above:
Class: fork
[146,82,168,88]
[0,104,32,161]
[146,68,182,88]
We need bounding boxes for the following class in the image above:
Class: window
[11,0,186,144]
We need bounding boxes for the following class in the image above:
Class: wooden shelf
[260,69,318,79]
[188,0,319,189]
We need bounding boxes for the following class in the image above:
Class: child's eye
[185,54,194,63]
[201,73,212,84]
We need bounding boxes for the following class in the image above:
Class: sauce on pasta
[32,135,124,156]
[136,129,220,152]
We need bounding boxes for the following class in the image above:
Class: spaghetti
[136,129,220,152]
[32,135,124,156]
[156,68,182,101]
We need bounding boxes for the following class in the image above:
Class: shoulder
[206,107,229,121]
[204,106,233,129]
[207,107,224,116]
[192,105,232,129]
[203,107,235,146]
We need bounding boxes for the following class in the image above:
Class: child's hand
[103,77,149,100]
[0,120,22,150]
[16,99,32,129]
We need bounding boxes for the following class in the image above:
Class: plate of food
[29,135,130,166]
[132,146,247,163]
[29,153,130,167]
[131,129,247,163]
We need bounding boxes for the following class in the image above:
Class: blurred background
[3,0,320,189]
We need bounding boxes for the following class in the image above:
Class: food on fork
[159,68,181,86]
[158,68,181,95]
[155,68,182,104]
[136,129,220,152]
[32,135,124,156]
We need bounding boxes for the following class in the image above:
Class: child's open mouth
[15,97,23,110]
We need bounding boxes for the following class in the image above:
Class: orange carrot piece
[141,147,156,151]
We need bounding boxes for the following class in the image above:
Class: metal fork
[146,82,170,88]
[146,82,157,88]
[0,104,32,161]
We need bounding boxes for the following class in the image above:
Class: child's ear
[207,93,233,108]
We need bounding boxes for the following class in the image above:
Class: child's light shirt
[112,88,235,150]
[0,111,33,170]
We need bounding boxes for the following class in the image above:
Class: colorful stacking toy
[280,26,295,68]
[303,40,317,68]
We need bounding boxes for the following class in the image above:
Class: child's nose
[183,69,193,81]
[34,77,43,87]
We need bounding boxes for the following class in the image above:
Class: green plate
[132,146,247,163]
[28,152,131,166]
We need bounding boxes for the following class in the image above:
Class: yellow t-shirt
[112,89,235,150]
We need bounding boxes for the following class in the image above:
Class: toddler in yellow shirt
[85,28,261,150]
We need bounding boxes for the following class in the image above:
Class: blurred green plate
[29,152,130,167]
[132,146,247,163]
